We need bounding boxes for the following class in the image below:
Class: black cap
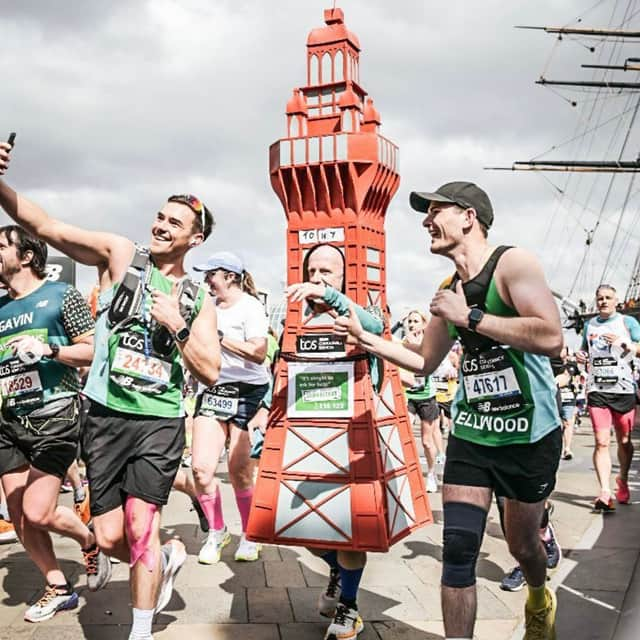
[410,181,494,229]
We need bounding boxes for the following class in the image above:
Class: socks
[197,489,225,531]
[527,584,547,610]
[130,608,154,639]
[321,550,339,570]
[0,503,9,520]
[338,564,364,609]
[234,487,253,532]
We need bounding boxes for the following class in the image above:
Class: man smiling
[0,140,220,640]
[335,181,563,640]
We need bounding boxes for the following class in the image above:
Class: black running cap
[410,181,494,229]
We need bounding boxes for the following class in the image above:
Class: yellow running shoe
[524,587,557,640]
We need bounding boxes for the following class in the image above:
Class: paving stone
[247,587,293,623]
[264,559,306,587]
[155,586,248,624]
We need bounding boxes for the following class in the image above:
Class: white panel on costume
[288,450,345,474]
[386,474,416,538]
[306,312,335,326]
[377,425,405,472]
[276,481,351,541]
[282,427,344,468]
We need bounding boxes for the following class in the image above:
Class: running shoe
[318,567,341,618]
[593,495,616,513]
[83,544,112,591]
[0,518,17,543]
[544,523,562,570]
[426,472,438,493]
[24,584,79,622]
[181,453,192,468]
[74,490,91,526]
[500,565,526,592]
[59,481,73,494]
[524,586,556,640]
[234,534,262,562]
[616,476,631,505]
[198,527,231,564]
[324,602,364,640]
[561,451,573,461]
[155,539,187,614]
[191,497,209,533]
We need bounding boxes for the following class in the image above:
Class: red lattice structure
[246,7,431,552]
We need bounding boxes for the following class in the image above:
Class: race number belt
[462,347,524,414]
[560,387,575,404]
[592,356,619,385]
[201,383,240,419]
[0,357,44,412]
[110,331,172,395]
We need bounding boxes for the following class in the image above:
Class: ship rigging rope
[559,1,638,297]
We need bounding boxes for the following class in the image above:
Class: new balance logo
[36,300,49,308]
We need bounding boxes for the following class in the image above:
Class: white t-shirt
[216,292,270,385]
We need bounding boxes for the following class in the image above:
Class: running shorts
[0,398,79,479]
[407,396,440,422]
[194,382,269,430]
[443,427,562,503]
[82,401,184,515]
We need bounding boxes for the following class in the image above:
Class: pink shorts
[588,405,635,437]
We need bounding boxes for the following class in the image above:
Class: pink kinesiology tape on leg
[198,489,225,530]
[125,496,158,572]
[234,487,253,532]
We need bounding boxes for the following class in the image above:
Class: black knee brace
[441,501,487,588]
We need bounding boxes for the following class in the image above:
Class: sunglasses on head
[168,194,206,232]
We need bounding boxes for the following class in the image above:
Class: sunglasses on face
[168,194,206,232]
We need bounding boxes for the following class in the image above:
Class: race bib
[0,358,44,411]
[592,356,619,385]
[201,384,240,419]
[461,347,524,414]
[433,377,449,393]
[560,387,575,403]
[110,331,172,395]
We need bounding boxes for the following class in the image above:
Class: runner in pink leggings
[578,285,640,511]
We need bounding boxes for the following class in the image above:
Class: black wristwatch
[218,329,224,342]
[174,326,190,343]
[48,343,60,359]
[467,308,485,332]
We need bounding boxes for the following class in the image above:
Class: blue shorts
[195,382,269,430]
[560,403,577,422]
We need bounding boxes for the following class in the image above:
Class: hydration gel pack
[108,247,150,327]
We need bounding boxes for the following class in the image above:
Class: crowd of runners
[0,135,638,640]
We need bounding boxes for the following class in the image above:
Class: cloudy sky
[2,0,639,322]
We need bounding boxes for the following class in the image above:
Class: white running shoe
[155,539,187,614]
[318,567,341,618]
[324,602,364,640]
[24,584,79,622]
[234,533,261,562]
[198,527,231,564]
[426,472,438,493]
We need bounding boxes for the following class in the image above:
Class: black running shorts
[443,427,562,503]
[407,396,440,422]
[0,399,80,479]
[82,401,185,516]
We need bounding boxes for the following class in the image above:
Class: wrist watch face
[175,327,190,343]
[469,308,484,329]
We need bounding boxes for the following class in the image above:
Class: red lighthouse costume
[247,7,431,553]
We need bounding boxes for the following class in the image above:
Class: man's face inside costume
[305,244,344,313]
[306,244,344,290]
